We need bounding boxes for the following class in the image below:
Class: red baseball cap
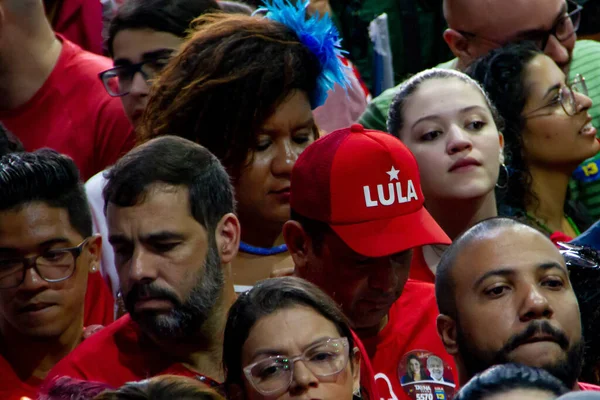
[290,124,450,257]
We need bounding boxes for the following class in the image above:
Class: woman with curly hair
[468,41,599,242]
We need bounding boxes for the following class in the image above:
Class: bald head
[443,0,483,30]
[442,0,573,73]
[435,217,556,318]
[444,0,565,33]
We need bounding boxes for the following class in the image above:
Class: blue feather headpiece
[256,0,351,109]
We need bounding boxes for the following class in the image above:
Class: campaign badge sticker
[398,350,456,400]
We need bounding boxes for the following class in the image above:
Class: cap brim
[330,207,451,257]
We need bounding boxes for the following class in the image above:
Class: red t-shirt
[0,273,113,400]
[51,0,104,55]
[84,272,114,327]
[352,331,380,400]
[0,36,134,181]
[44,315,216,389]
[0,354,41,400]
[550,231,574,245]
[363,280,458,400]
[409,247,435,284]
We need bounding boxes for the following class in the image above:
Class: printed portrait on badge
[397,350,456,400]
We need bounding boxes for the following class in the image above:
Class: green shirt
[358,58,453,131]
[567,40,600,218]
[359,40,600,218]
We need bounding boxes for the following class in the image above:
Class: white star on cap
[386,166,400,181]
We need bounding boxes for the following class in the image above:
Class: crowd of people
[1,0,600,399]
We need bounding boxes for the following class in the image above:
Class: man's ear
[282,220,310,276]
[437,314,459,355]
[86,234,102,273]
[443,29,475,64]
[215,213,241,264]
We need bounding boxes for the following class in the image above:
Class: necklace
[239,241,288,256]
[525,212,581,236]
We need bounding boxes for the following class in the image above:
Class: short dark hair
[138,12,321,179]
[223,276,355,393]
[436,217,526,319]
[0,123,24,157]
[103,136,235,234]
[454,363,569,400]
[387,68,504,138]
[106,0,220,56]
[93,375,224,400]
[0,149,92,238]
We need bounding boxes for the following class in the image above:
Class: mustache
[125,282,182,312]
[502,321,569,353]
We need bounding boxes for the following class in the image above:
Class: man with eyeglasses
[97,0,220,128]
[0,0,134,182]
[362,0,593,130]
[360,0,600,219]
[87,0,220,299]
[0,150,103,400]
[87,0,221,299]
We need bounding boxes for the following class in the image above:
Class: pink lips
[271,187,291,202]
[579,115,597,136]
[449,157,481,172]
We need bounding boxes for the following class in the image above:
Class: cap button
[350,123,364,133]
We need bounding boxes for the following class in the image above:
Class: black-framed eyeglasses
[243,337,352,396]
[98,57,171,97]
[524,74,587,118]
[459,0,582,51]
[0,237,91,289]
